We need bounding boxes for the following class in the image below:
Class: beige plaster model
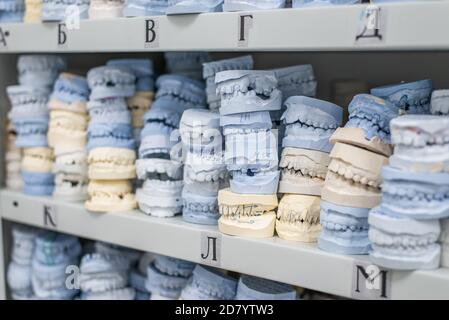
[24,0,41,22]
[276,194,321,242]
[278,147,330,196]
[47,110,88,154]
[218,188,278,238]
[85,180,136,212]
[127,92,154,128]
[88,147,136,180]
[21,147,54,173]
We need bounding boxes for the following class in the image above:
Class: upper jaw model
[371,79,433,115]
[48,73,90,114]
[106,58,154,94]
[235,275,297,300]
[389,115,449,173]
[218,188,278,238]
[215,70,282,116]
[17,55,66,87]
[166,0,223,14]
[369,206,441,270]
[203,55,254,111]
[431,90,449,115]
[88,0,124,18]
[276,194,321,242]
[272,65,317,101]
[85,180,137,212]
[87,123,136,151]
[87,66,136,100]
[123,0,168,16]
[330,94,397,157]
[223,0,286,11]
[41,0,90,21]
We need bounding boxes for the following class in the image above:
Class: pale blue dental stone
[235,275,297,300]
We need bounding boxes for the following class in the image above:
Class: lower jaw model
[218,188,278,238]
[88,147,136,180]
[136,179,183,217]
[369,206,441,270]
[182,179,221,225]
[85,180,137,213]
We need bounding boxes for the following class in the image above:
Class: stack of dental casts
[136,73,206,218]
[31,231,82,299]
[0,0,24,22]
[180,265,237,300]
[235,275,297,300]
[145,254,195,300]
[41,0,89,21]
[180,109,226,225]
[23,0,40,22]
[276,96,341,243]
[85,65,137,212]
[202,55,254,112]
[107,59,155,146]
[164,52,210,81]
[129,253,153,300]
[7,55,66,196]
[369,115,449,270]
[216,70,281,238]
[318,94,397,255]
[48,73,89,201]
[7,225,39,300]
[5,122,23,190]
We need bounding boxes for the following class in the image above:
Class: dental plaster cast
[278,147,330,196]
[53,172,88,201]
[41,0,89,21]
[440,219,449,268]
[272,65,317,101]
[146,262,192,299]
[87,123,135,151]
[218,188,278,238]
[88,0,124,18]
[235,275,297,300]
[380,165,449,220]
[53,150,88,175]
[127,93,153,128]
[389,115,449,173]
[321,142,388,209]
[79,253,130,293]
[7,85,50,122]
[203,55,254,111]
[17,55,66,87]
[330,94,397,157]
[49,73,89,114]
[34,232,82,265]
[184,152,226,183]
[215,70,282,116]
[156,74,206,110]
[182,179,220,225]
[369,206,441,270]
[88,147,136,180]
[136,179,183,217]
[223,0,285,11]
[431,90,449,115]
[0,0,24,22]
[107,58,154,93]
[21,147,53,173]
[371,79,433,115]
[22,171,55,196]
[81,288,136,300]
[282,96,343,153]
[87,98,132,126]
[276,194,321,242]
[318,200,371,255]
[141,101,183,137]
[180,265,237,300]
[11,224,39,266]
[153,254,196,277]
[87,66,136,100]
[47,110,88,154]
[166,0,223,14]
[6,123,23,190]
[292,0,359,7]
[7,262,33,299]
[130,268,151,300]
[85,180,137,212]
[123,0,168,16]
[164,52,211,81]
[24,0,41,22]
[94,241,141,265]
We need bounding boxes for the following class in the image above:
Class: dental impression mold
[369,206,441,270]
[330,94,397,157]
[203,55,254,111]
[41,0,89,21]
[431,90,449,115]
[276,194,321,242]
[123,0,168,16]
[235,275,297,300]
[371,79,433,115]
[223,0,286,11]
[218,188,278,238]
[166,0,223,14]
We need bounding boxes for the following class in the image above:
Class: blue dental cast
[318,200,371,255]
[223,0,286,11]
[22,171,54,195]
[272,64,317,101]
[368,206,441,270]
[164,52,211,81]
[182,182,221,225]
[18,55,67,87]
[371,79,433,115]
[87,123,136,151]
[235,275,297,300]
[282,96,343,153]
[87,65,136,100]
[41,0,90,21]
[0,0,24,22]
[153,254,196,277]
[87,98,132,125]
[155,74,206,109]
[50,73,89,106]
[166,0,223,14]
[106,58,154,92]
[180,265,237,300]
[292,0,360,7]
[7,85,50,122]
[431,90,449,115]
[34,232,82,265]
[129,268,151,300]
[123,0,168,16]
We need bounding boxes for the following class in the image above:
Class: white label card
[351,260,391,300]
[144,18,159,48]
[43,204,58,229]
[200,231,222,267]
[238,13,254,47]
[0,27,10,47]
[355,5,386,45]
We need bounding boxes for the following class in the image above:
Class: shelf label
[238,13,253,47]
[355,5,385,45]
[351,260,391,300]
[0,27,10,48]
[58,23,68,48]
[200,231,222,267]
[43,204,58,229]
[144,18,159,48]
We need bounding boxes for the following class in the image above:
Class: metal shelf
[1,189,449,299]
[0,2,448,53]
